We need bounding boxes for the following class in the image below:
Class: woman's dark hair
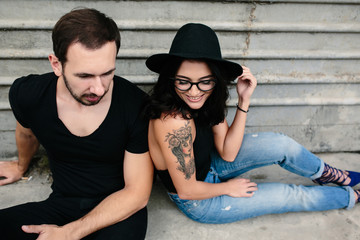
[143,58,230,127]
[52,8,120,64]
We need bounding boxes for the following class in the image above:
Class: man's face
[61,42,117,106]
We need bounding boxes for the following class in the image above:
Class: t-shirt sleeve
[124,86,149,154]
[126,110,149,154]
[8,76,33,128]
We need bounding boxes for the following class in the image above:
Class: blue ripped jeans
[168,132,355,224]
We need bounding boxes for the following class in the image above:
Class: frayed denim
[168,132,355,224]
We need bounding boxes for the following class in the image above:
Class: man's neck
[56,76,114,137]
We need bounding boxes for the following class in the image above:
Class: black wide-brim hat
[146,23,243,81]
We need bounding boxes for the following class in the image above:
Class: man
[0,8,153,239]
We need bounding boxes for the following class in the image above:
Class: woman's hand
[225,178,258,198]
[236,66,257,104]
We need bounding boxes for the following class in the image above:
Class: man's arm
[22,150,154,239]
[0,121,39,186]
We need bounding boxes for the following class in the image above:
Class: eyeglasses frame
[170,78,217,92]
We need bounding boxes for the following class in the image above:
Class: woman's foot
[313,163,360,187]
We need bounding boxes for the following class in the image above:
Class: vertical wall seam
[243,2,257,56]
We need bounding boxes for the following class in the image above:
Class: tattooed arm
[165,120,195,180]
[149,116,257,200]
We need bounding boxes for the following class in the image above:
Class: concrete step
[2,30,360,59]
[1,152,360,239]
[1,1,360,63]
[1,1,360,31]
[1,59,360,86]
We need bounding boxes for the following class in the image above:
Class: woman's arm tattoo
[165,121,195,180]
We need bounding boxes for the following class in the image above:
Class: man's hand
[22,224,71,240]
[0,121,40,186]
[0,160,24,186]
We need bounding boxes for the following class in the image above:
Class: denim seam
[309,159,324,180]
[216,161,278,179]
[344,186,355,210]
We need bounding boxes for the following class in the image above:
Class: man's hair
[52,8,121,63]
[143,58,230,127]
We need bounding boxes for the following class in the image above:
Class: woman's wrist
[236,104,249,113]
[237,100,250,112]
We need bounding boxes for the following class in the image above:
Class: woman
[144,23,360,223]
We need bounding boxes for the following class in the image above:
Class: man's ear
[48,54,63,77]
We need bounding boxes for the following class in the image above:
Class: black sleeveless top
[157,118,214,193]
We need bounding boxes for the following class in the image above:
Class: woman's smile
[186,94,204,102]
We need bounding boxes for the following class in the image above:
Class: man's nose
[89,76,105,96]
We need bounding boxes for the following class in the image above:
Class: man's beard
[63,74,108,106]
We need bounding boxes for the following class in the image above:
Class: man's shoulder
[10,72,57,107]
[9,72,57,128]
[114,75,141,88]
[113,75,147,98]
[12,72,57,92]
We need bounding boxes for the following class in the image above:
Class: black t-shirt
[157,118,214,193]
[9,72,149,198]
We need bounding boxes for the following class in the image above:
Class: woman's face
[174,60,215,110]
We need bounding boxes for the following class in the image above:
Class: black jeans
[0,193,147,240]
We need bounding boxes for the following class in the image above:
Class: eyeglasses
[171,78,217,92]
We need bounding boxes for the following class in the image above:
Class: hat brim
[146,53,243,81]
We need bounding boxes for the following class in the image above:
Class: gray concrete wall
[0,0,359,158]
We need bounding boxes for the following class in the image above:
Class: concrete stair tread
[1,19,360,32]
